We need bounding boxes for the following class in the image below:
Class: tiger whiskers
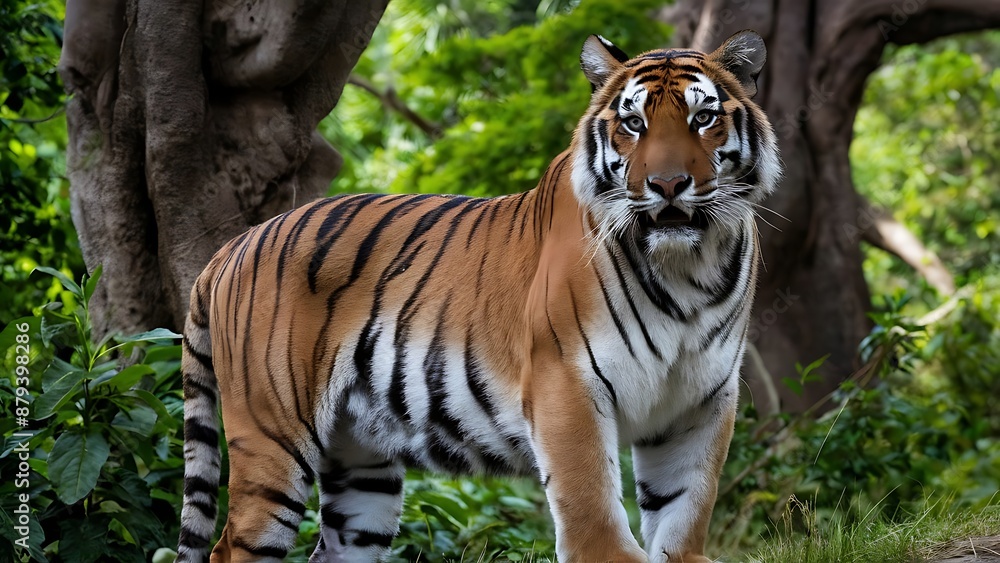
[582,196,637,267]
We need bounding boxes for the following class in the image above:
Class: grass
[738,497,1000,563]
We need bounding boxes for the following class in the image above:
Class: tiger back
[177,30,781,563]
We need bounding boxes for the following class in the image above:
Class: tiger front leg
[631,372,739,563]
[524,354,647,563]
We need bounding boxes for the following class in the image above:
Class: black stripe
[426,299,469,444]
[183,476,217,497]
[321,505,347,529]
[481,448,514,475]
[609,94,621,112]
[184,419,218,446]
[319,465,349,496]
[178,527,210,549]
[466,200,492,248]
[548,156,568,232]
[464,329,498,420]
[637,482,686,512]
[631,62,669,80]
[509,192,527,243]
[519,195,532,239]
[620,241,687,321]
[307,194,382,292]
[730,107,745,143]
[271,511,300,532]
[260,486,306,516]
[347,476,404,495]
[595,120,615,187]
[717,85,731,103]
[606,247,661,359]
[351,195,434,283]
[700,372,732,407]
[427,435,470,474]
[595,268,634,357]
[352,530,395,548]
[634,424,690,449]
[276,197,341,287]
[187,499,216,519]
[258,426,316,485]
[570,286,618,408]
[719,150,741,164]
[182,376,217,401]
[388,344,412,421]
[233,539,287,559]
[583,117,604,194]
[635,73,662,86]
[706,231,747,307]
[545,307,564,357]
[183,336,213,371]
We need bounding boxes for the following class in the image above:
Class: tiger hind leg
[309,453,405,562]
[210,432,315,563]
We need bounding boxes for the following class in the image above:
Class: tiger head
[571,30,782,249]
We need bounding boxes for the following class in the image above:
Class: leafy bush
[0,268,185,562]
[0,0,83,326]
[324,0,672,198]
[710,297,1000,556]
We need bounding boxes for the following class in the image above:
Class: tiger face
[572,31,782,249]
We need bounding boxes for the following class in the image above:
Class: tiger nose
[647,175,693,200]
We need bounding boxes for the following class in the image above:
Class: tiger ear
[581,35,629,90]
[711,30,767,98]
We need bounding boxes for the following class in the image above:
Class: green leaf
[34,366,89,419]
[497,495,536,510]
[34,266,83,299]
[112,405,158,437]
[0,315,38,353]
[108,518,136,545]
[104,467,153,509]
[47,431,111,504]
[152,548,178,563]
[58,516,108,563]
[128,389,175,427]
[143,344,182,364]
[83,265,102,303]
[798,354,831,379]
[94,364,154,391]
[42,356,80,391]
[782,377,804,396]
[117,328,182,344]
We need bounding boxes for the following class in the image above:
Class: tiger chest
[572,298,748,446]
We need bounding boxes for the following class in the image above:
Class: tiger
[176,29,780,563]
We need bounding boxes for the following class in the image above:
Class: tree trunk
[59,0,388,337]
[660,0,1000,413]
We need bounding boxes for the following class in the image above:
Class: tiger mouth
[640,205,710,230]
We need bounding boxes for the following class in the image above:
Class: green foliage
[710,297,1000,557]
[323,0,671,198]
[0,268,185,562]
[0,0,83,326]
[746,501,1000,563]
[392,474,553,561]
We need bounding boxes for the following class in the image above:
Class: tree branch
[859,196,956,295]
[347,75,442,139]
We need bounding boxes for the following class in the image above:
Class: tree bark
[59,0,388,337]
[660,0,1000,412]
